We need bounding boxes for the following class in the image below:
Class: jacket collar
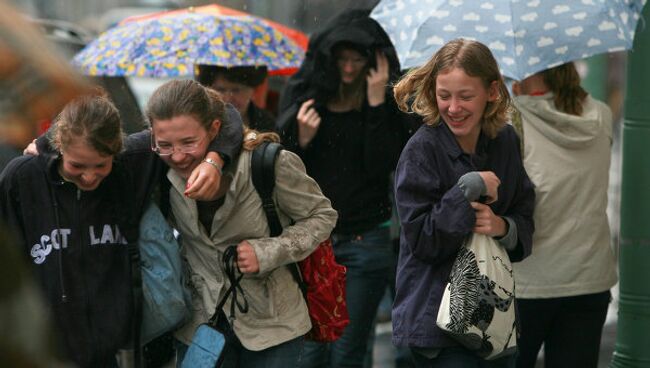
[44,153,67,185]
[438,120,490,166]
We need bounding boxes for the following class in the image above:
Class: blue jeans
[300,225,394,368]
[175,334,304,368]
[411,346,516,368]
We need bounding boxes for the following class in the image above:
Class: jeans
[300,225,394,368]
[175,334,304,368]
[411,346,516,368]
[515,290,611,368]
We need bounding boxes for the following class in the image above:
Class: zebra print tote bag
[436,233,517,360]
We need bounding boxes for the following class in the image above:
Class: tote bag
[436,233,517,360]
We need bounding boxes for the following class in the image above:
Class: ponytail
[541,63,587,116]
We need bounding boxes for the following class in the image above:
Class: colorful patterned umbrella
[371,0,647,80]
[120,4,309,51]
[73,11,306,78]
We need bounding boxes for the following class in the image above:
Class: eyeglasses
[151,133,207,156]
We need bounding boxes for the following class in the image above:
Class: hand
[23,139,38,156]
[184,152,223,200]
[471,202,507,237]
[236,240,259,274]
[296,99,321,149]
[478,171,500,204]
[366,51,389,106]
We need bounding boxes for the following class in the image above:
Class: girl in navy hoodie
[391,39,535,367]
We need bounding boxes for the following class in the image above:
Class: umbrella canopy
[73,11,306,78]
[371,0,647,80]
[120,4,309,51]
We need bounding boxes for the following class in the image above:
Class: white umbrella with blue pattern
[370,0,647,80]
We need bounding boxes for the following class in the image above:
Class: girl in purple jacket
[391,39,535,367]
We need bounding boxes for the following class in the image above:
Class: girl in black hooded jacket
[277,9,415,368]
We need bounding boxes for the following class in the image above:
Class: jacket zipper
[77,188,97,353]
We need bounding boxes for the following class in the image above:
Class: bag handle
[208,246,249,328]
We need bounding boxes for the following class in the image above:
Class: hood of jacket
[277,9,401,130]
[513,92,612,149]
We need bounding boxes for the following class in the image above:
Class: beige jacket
[170,149,337,350]
[512,93,617,298]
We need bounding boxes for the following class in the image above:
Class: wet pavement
[371,298,617,368]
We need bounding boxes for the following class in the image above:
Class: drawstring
[47,183,67,303]
[208,246,248,327]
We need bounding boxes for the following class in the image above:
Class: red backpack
[251,141,349,342]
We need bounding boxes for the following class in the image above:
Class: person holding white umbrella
[511,62,617,368]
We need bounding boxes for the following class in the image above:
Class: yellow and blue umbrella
[73,12,305,78]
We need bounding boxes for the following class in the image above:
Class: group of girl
[0,10,616,368]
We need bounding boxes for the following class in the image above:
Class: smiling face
[151,114,219,179]
[435,67,497,152]
[59,139,113,191]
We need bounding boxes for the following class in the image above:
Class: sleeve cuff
[495,216,518,251]
[457,171,486,202]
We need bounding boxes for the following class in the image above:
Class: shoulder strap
[250,142,307,299]
[251,141,284,237]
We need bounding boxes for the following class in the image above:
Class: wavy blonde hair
[393,39,511,138]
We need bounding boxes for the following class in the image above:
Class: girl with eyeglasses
[196,65,276,133]
[145,79,337,368]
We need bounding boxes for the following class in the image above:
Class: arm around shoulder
[208,104,244,167]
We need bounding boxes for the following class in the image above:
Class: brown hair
[393,38,510,138]
[331,43,370,110]
[50,89,123,156]
[242,128,281,151]
[146,80,226,131]
[196,65,268,88]
[541,62,587,116]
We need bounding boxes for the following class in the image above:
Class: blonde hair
[393,39,511,138]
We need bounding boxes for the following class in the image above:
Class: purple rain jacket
[392,121,535,349]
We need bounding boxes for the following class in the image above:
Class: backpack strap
[250,142,307,299]
[251,141,284,237]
